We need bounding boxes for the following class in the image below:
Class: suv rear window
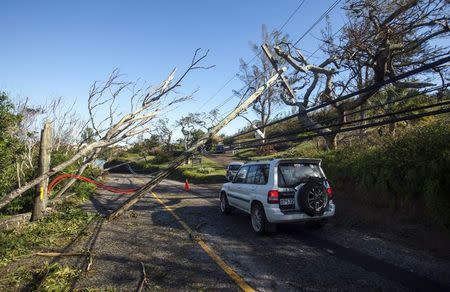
[277,162,322,188]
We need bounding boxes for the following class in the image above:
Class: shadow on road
[149,201,450,292]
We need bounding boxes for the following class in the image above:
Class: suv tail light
[267,190,279,204]
[324,181,333,198]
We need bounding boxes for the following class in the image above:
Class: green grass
[120,152,154,162]
[0,199,96,267]
[123,155,227,184]
[234,141,321,161]
[0,262,80,291]
[171,156,226,184]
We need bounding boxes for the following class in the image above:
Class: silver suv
[219,158,335,234]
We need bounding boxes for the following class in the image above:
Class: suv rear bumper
[265,202,335,223]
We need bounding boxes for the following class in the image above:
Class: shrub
[321,120,450,227]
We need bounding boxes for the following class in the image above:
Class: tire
[298,178,329,216]
[251,203,276,234]
[220,193,232,214]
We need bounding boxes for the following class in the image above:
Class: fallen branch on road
[35,252,86,257]
[36,250,94,272]
[138,261,151,292]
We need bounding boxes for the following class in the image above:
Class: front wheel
[220,193,231,214]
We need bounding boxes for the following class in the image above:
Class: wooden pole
[31,122,52,221]
[106,69,284,220]
[261,44,297,100]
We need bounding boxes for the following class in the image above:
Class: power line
[209,0,343,114]
[232,105,450,150]
[234,84,448,144]
[278,0,307,33]
[293,0,342,46]
[216,0,351,119]
[306,0,390,59]
[229,55,450,139]
[236,92,450,146]
[198,0,307,112]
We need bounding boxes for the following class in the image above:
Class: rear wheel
[251,203,276,234]
[220,193,231,214]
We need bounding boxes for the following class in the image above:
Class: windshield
[278,163,322,188]
[228,164,242,171]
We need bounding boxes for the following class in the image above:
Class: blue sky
[1,0,346,139]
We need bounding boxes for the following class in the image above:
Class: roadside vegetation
[0,93,101,289]
[232,116,450,228]
[0,197,96,266]
[0,194,96,290]
[0,262,81,291]
[0,92,102,217]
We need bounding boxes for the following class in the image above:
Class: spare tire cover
[297,177,328,216]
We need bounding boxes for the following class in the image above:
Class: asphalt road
[75,173,450,291]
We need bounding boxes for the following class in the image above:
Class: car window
[255,164,269,185]
[278,163,321,188]
[245,165,258,184]
[228,164,241,171]
[246,164,269,185]
[234,166,249,183]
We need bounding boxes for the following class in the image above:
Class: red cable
[48,174,139,194]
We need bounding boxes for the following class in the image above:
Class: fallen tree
[0,49,213,210]
[106,69,284,220]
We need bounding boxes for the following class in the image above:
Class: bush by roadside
[0,194,96,290]
[322,121,450,228]
[233,120,450,228]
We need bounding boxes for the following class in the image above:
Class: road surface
[73,173,450,291]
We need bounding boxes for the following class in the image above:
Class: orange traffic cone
[184,179,190,192]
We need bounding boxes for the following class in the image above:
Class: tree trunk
[324,134,338,150]
[296,108,338,150]
[31,122,52,221]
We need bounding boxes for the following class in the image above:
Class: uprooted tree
[0,49,214,210]
[273,0,449,149]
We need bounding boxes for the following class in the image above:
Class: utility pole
[107,69,284,220]
[261,43,297,100]
[240,116,265,141]
[31,122,52,221]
